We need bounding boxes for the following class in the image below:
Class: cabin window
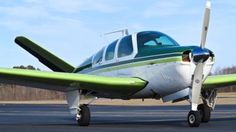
[137,31,179,51]
[93,48,104,65]
[118,35,133,58]
[75,56,93,72]
[157,36,177,46]
[79,56,92,68]
[105,40,117,61]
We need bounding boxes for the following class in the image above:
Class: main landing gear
[66,90,93,127]
[76,104,91,126]
[187,103,211,127]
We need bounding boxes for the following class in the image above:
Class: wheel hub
[76,113,81,121]
[189,114,196,124]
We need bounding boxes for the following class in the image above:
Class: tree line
[0,65,236,101]
[213,66,236,92]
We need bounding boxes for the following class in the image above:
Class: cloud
[22,0,119,14]
[0,0,121,34]
[0,0,113,68]
[0,0,236,69]
[143,0,201,18]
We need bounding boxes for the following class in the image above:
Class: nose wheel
[187,110,201,127]
[76,104,91,126]
[187,103,212,127]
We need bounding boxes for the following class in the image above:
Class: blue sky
[0,0,235,71]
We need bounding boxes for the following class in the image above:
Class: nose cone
[192,47,210,63]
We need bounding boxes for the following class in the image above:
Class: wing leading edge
[0,68,147,98]
[203,74,236,90]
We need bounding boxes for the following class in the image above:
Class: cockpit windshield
[137,31,179,51]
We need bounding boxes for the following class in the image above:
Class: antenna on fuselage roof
[104,29,129,37]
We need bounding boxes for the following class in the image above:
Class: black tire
[198,104,211,123]
[77,104,90,126]
[187,111,201,127]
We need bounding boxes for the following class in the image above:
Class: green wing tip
[15,36,27,44]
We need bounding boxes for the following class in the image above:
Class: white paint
[162,88,190,102]
[66,90,80,115]
[191,103,198,111]
[206,0,211,9]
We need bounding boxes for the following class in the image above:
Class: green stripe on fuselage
[80,53,182,74]
[92,56,182,74]
[76,45,197,74]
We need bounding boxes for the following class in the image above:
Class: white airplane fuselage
[90,60,213,101]
[77,31,215,102]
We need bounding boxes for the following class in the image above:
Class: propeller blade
[191,63,204,111]
[200,0,211,48]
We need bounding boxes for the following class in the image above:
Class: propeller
[200,0,211,48]
[191,0,211,111]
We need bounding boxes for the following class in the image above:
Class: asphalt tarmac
[0,104,236,132]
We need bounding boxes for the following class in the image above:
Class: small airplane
[0,0,236,127]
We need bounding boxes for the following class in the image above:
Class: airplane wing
[0,68,147,98]
[203,74,236,89]
[15,36,75,72]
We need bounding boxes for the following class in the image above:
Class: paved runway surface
[0,104,236,132]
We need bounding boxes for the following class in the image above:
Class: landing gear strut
[77,104,91,126]
[66,90,92,127]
